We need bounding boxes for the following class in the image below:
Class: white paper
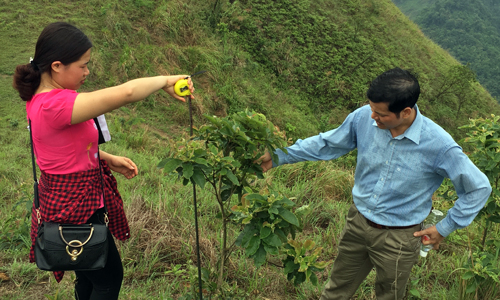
[97,114,111,142]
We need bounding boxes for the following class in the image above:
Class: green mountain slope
[392,0,436,18]
[393,0,500,100]
[1,0,498,141]
[222,0,500,134]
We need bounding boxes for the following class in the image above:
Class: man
[259,68,491,300]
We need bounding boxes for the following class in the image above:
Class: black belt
[364,216,419,230]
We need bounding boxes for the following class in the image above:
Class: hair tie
[29,57,39,71]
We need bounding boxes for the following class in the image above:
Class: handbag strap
[29,118,108,224]
[28,119,40,209]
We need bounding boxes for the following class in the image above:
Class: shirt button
[397,168,401,171]
[380,178,384,181]
[386,161,388,164]
[368,210,371,213]
[374,195,377,198]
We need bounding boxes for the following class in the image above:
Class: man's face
[369,101,403,130]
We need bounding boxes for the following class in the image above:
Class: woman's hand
[107,155,138,179]
[162,75,195,102]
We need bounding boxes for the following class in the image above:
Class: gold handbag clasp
[59,225,94,261]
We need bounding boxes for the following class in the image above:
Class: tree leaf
[253,244,267,268]
[240,226,258,248]
[309,272,318,286]
[284,260,299,274]
[303,240,315,251]
[192,149,206,158]
[235,231,244,247]
[263,233,282,247]
[487,215,500,223]
[225,169,240,185]
[191,169,206,188]
[204,114,219,125]
[298,261,308,272]
[263,244,279,255]
[462,271,475,280]
[409,289,421,298]
[312,260,331,270]
[466,281,477,293]
[260,226,272,239]
[274,228,287,242]
[221,189,233,202]
[208,144,218,155]
[290,224,296,239]
[295,205,312,217]
[182,163,194,179]
[242,216,253,224]
[194,157,209,165]
[268,206,279,215]
[293,271,306,286]
[157,158,183,173]
[278,207,300,227]
[245,236,261,257]
[276,197,296,208]
[245,193,268,203]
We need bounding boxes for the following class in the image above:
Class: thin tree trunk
[217,207,227,290]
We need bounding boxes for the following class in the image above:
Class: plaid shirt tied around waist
[29,160,130,282]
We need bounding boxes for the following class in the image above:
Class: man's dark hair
[366,67,420,115]
[13,22,93,101]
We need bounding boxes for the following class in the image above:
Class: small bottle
[420,209,445,257]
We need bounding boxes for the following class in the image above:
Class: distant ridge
[393,0,500,100]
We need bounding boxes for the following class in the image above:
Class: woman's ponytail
[13,63,41,102]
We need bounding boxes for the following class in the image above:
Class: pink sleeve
[41,90,78,129]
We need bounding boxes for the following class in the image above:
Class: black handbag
[29,118,109,271]
[34,222,109,271]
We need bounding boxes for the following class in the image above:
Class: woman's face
[54,48,91,90]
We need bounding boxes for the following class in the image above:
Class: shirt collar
[371,104,422,145]
[403,104,422,144]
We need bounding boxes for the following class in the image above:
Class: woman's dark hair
[366,67,420,115]
[13,22,92,101]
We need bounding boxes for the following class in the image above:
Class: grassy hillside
[222,0,500,135]
[392,0,436,18]
[393,0,500,100]
[1,0,499,299]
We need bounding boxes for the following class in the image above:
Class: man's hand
[413,225,444,250]
[256,151,273,172]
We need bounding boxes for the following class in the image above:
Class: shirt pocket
[389,163,427,196]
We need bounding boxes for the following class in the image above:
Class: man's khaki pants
[320,204,421,300]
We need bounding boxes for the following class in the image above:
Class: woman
[13,22,194,300]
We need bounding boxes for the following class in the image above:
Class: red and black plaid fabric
[29,160,130,282]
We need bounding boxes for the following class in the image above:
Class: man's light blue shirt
[274,105,491,237]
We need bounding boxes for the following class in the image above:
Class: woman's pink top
[26,89,99,174]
